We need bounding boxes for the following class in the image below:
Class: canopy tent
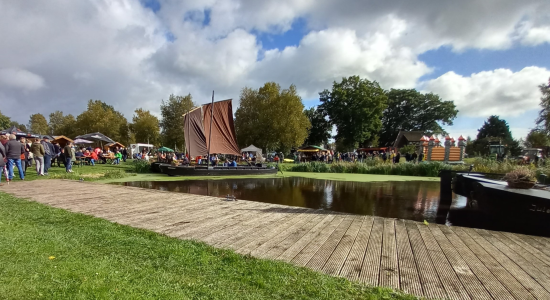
[73,138,94,144]
[0,126,39,139]
[297,145,328,153]
[75,132,115,144]
[158,146,174,152]
[52,135,73,147]
[183,99,241,157]
[241,145,262,153]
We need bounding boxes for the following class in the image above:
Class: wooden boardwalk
[3,180,550,300]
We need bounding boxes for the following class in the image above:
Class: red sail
[202,99,241,155]
[184,107,208,158]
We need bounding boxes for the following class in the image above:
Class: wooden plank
[394,220,423,298]
[438,226,514,300]
[291,215,345,267]
[276,214,336,263]
[211,207,295,247]
[491,231,550,277]
[429,225,492,300]
[379,219,399,290]
[417,223,470,300]
[252,212,320,259]
[339,216,374,281]
[236,209,311,255]
[305,215,354,271]
[474,229,550,296]
[261,212,328,260]
[511,233,550,260]
[450,227,536,300]
[404,220,447,300]
[359,217,384,287]
[322,215,363,276]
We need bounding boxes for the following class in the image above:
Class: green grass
[281,172,439,182]
[11,161,135,182]
[0,193,416,300]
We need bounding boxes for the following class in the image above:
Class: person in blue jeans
[5,134,25,181]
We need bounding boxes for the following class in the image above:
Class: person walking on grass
[5,134,25,181]
[63,142,74,173]
[31,138,45,176]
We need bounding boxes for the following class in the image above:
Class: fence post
[444,135,451,162]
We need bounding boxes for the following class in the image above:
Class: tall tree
[476,115,513,140]
[235,82,311,154]
[29,113,49,134]
[132,108,160,146]
[303,107,332,146]
[48,111,65,135]
[75,100,128,142]
[378,89,458,146]
[319,76,387,151]
[535,77,550,132]
[160,94,195,151]
[525,129,549,148]
[0,110,10,130]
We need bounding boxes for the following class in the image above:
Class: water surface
[122,177,465,224]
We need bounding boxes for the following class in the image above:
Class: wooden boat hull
[159,165,278,176]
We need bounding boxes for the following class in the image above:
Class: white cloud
[421,67,550,118]
[0,68,45,91]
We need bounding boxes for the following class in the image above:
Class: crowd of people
[0,132,133,184]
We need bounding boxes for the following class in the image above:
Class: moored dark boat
[159,165,278,176]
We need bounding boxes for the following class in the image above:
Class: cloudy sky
[1,0,549,140]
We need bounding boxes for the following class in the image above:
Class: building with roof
[393,131,427,148]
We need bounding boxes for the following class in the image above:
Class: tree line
[0,75,458,153]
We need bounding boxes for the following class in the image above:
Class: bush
[132,160,151,173]
[102,170,128,179]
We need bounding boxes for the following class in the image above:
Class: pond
[121,177,466,224]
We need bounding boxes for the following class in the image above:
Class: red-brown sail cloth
[184,107,208,158]
[202,99,241,155]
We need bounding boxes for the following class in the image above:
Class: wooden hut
[297,145,329,162]
[104,142,125,152]
[52,135,73,147]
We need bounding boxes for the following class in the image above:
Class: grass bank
[0,193,415,300]
[281,172,439,182]
[8,161,135,182]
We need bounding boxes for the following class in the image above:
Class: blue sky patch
[255,18,308,51]
[140,0,160,13]
[419,44,550,80]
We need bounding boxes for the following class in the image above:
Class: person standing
[418,151,424,163]
[63,142,74,173]
[31,139,45,176]
[41,137,54,175]
[121,147,128,162]
[411,152,418,163]
[0,140,5,185]
[19,137,30,175]
[5,134,25,181]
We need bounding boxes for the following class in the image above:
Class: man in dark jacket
[5,134,25,181]
[0,140,5,185]
[41,137,55,175]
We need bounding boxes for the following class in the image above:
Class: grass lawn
[9,160,135,182]
[0,193,416,300]
[280,172,439,182]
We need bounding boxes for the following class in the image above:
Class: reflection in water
[122,177,466,224]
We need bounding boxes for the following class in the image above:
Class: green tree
[469,116,520,156]
[303,107,332,147]
[535,77,550,132]
[48,111,65,135]
[29,113,49,134]
[0,110,11,130]
[378,89,458,146]
[75,100,128,142]
[9,121,27,132]
[160,94,195,151]
[319,76,387,151]
[525,129,549,148]
[132,108,160,146]
[476,115,513,140]
[48,111,77,137]
[235,82,311,154]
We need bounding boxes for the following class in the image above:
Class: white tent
[241,145,264,162]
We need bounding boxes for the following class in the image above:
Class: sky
[1,0,550,141]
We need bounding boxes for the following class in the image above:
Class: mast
[207,90,214,168]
